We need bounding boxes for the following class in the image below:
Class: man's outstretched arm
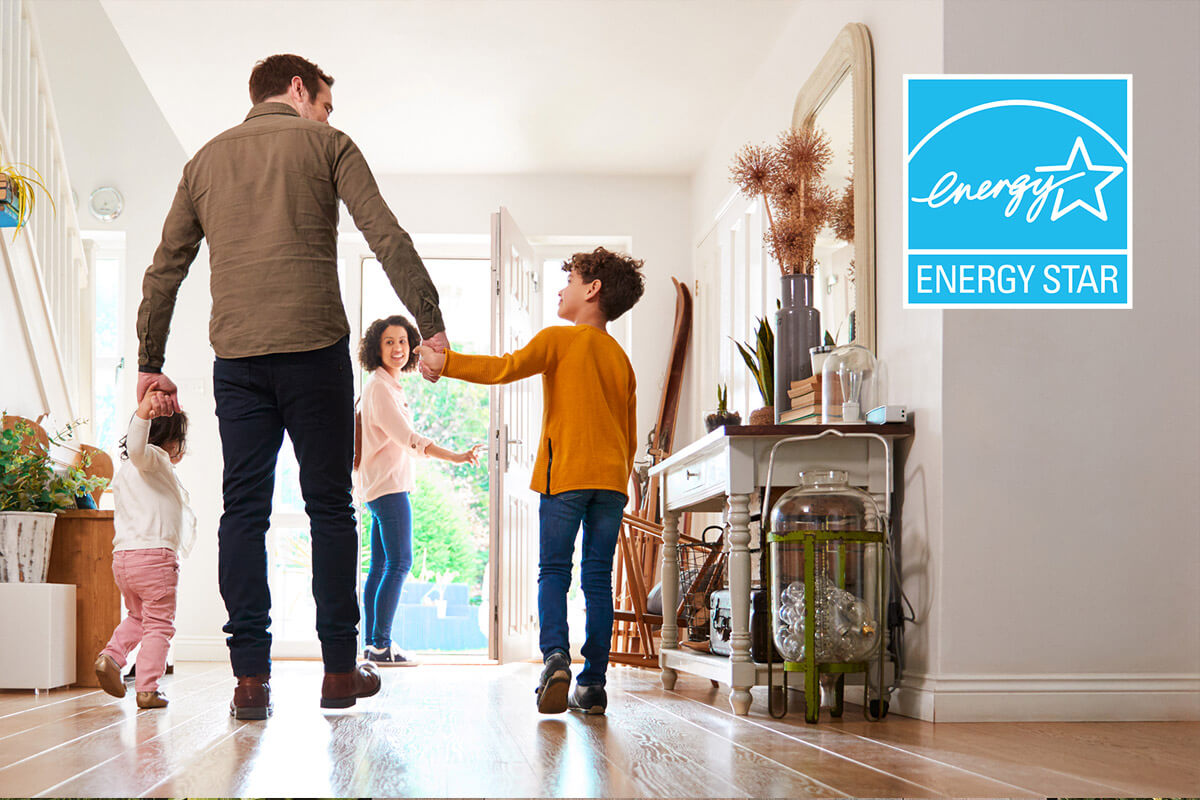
[330,132,448,352]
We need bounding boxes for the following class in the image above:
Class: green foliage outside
[358,374,490,599]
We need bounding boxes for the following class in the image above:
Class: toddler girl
[94,386,195,708]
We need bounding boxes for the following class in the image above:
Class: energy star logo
[904,76,1132,308]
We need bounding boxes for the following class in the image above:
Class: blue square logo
[904,76,1132,307]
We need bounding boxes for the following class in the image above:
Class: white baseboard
[174,635,230,662]
[892,671,1200,722]
[174,635,326,662]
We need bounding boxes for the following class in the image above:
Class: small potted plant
[705,384,741,432]
[733,315,775,425]
[0,416,108,582]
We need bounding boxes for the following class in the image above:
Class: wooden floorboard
[0,660,1193,797]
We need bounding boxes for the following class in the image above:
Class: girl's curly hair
[358,315,421,372]
[120,411,188,461]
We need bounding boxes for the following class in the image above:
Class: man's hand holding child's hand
[414,344,445,377]
[137,385,174,420]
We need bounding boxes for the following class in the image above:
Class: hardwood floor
[0,660,1195,797]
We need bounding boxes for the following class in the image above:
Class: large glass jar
[768,469,884,664]
[821,343,877,423]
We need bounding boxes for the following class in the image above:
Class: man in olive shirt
[135,54,449,718]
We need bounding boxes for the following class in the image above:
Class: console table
[648,423,913,715]
[47,510,121,688]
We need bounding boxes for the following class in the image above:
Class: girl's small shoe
[364,643,419,667]
[136,690,169,709]
[94,654,126,698]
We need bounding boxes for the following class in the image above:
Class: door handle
[507,439,523,447]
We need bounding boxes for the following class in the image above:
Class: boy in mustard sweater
[416,247,643,715]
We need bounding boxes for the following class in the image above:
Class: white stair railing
[0,0,88,429]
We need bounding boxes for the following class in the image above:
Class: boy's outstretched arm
[416,328,556,385]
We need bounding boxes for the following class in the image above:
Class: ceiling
[100,0,800,176]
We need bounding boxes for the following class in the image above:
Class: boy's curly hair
[120,411,188,461]
[563,247,646,321]
[359,315,421,372]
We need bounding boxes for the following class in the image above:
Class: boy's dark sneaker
[535,651,572,714]
[568,684,608,715]
[364,644,419,667]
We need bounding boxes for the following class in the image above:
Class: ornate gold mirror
[793,23,875,352]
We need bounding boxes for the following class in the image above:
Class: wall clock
[88,186,123,221]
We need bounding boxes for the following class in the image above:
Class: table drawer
[665,449,726,504]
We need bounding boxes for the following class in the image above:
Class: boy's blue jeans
[538,488,627,687]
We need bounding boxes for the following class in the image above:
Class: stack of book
[779,375,842,424]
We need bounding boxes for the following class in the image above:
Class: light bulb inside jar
[822,344,876,424]
[839,365,864,422]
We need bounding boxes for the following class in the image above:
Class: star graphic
[1034,137,1124,222]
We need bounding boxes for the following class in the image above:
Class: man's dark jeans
[538,489,627,687]
[213,336,359,676]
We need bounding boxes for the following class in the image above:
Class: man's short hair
[249,54,334,105]
[562,247,646,321]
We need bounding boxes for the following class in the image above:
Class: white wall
[687,0,946,696]
[929,0,1200,720]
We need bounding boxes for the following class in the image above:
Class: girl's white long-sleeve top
[355,368,433,502]
[111,415,197,556]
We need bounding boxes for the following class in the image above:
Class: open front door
[489,207,542,662]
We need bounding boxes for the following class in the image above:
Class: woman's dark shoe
[321,662,382,709]
[94,654,126,698]
[364,644,419,667]
[535,651,572,714]
[230,674,272,720]
[568,684,608,715]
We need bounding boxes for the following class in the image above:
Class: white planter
[0,511,57,582]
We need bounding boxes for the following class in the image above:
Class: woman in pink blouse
[356,315,482,665]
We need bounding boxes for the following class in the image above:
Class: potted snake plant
[733,314,776,425]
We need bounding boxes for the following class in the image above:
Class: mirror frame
[792,22,876,353]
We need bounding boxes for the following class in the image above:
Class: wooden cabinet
[47,510,120,689]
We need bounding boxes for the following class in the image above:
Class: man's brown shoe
[136,690,169,709]
[320,661,382,709]
[94,654,126,698]
[230,674,272,720]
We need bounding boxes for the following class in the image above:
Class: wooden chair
[610,508,697,668]
[75,445,114,505]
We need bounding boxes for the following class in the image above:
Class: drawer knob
[686,469,700,479]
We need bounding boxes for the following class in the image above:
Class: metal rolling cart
[762,429,897,723]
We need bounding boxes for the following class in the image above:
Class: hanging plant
[0,157,55,240]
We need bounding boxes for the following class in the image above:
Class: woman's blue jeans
[538,489,627,687]
[363,492,413,649]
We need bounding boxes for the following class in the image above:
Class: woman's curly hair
[359,315,421,372]
[562,247,646,321]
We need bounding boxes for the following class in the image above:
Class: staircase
[0,0,88,432]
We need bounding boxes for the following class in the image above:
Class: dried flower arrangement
[729,127,837,275]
